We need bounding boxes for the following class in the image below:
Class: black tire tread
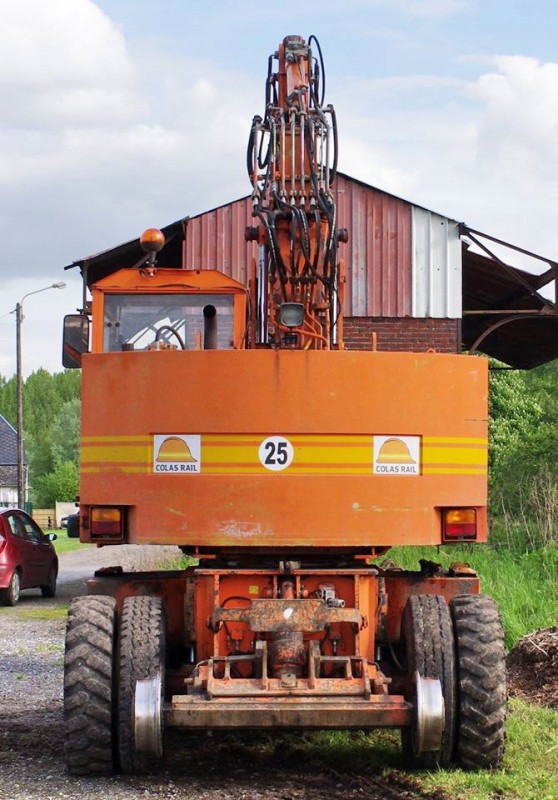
[1,569,21,606]
[41,565,57,598]
[451,594,507,770]
[117,595,165,774]
[401,594,456,768]
[63,595,116,775]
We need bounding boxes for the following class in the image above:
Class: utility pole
[16,302,24,509]
[14,283,66,509]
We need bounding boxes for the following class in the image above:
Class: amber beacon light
[140,228,165,253]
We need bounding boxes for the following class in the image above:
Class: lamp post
[15,282,66,509]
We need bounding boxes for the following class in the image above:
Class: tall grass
[389,543,558,649]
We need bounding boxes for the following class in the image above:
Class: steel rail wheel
[450,594,507,770]
[117,595,166,774]
[401,594,456,768]
[63,595,117,775]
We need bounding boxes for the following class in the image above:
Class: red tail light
[443,509,477,541]
[90,507,123,540]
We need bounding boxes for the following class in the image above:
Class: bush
[34,460,79,507]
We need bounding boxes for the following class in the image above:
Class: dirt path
[0,545,448,800]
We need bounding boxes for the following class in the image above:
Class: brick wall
[343,317,460,353]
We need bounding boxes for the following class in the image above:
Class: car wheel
[1,570,21,606]
[41,566,57,598]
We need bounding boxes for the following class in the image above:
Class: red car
[0,509,58,606]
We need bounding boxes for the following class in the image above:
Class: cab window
[103,294,234,351]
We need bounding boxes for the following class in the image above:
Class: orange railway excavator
[61,35,506,775]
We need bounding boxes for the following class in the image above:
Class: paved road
[52,542,182,597]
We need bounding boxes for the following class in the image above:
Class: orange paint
[79,288,488,552]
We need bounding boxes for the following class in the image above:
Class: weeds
[389,543,558,649]
[491,466,558,551]
[420,699,558,800]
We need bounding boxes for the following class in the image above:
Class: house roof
[0,414,25,467]
[0,465,17,487]
[63,174,558,369]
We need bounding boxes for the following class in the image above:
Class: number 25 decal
[258,436,294,471]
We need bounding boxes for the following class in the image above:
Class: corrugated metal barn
[68,172,558,369]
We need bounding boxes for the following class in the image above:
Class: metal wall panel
[183,175,460,319]
[335,174,412,317]
[183,197,257,288]
[412,207,462,319]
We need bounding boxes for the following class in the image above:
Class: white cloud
[1,0,131,86]
[0,0,139,127]
[468,56,558,174]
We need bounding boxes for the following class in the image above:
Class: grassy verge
[382,542,558,798]
[420,699,558,800]
[388,543,558,648]
[10,606,69,621]
[50,530,92,556]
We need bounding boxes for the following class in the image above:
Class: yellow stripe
[82,445,149,463]
[423,450,488,467]
[81,434,487,475]
[82,435,151,443]
[423,436,488,445]
[423,468,486,475]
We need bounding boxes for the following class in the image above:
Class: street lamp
[15,282,66,509]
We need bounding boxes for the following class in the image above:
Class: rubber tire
[41,566,57,598]
[63,595,117,775]
[117,595,166,774]
[1,570,21,606]
[67,515,79,538]
[401,594,456,768]
[450,594,507,770]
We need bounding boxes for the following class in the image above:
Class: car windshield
[103,294,234,351]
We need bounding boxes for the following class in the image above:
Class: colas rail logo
[373,436,420,475]
[153,435,201,473]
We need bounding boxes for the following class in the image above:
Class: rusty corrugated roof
[64,174,558,369]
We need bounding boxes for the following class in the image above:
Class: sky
[2,0,558,376]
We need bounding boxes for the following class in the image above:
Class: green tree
[489,367,543,474]
[0,368,81,505]
[50,397,80,468]
[0,375,16,427]
[489,362,558,544]
[34,460,79,507]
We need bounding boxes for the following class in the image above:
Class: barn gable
[65,173,558,368]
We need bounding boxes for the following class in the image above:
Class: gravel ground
[0,545,446,800]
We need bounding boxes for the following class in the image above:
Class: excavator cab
[63,262,248,363]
